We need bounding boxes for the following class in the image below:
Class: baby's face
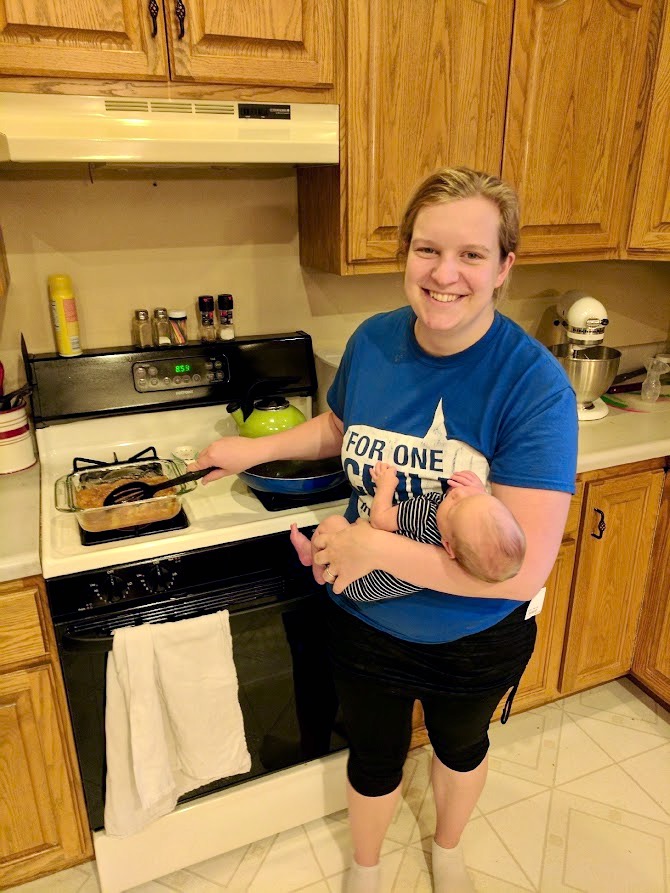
[436,484,489,545]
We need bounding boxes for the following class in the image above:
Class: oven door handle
[60,592,316,653]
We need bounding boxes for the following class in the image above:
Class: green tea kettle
[227,395,306,438]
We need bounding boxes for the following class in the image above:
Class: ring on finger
[323,565,337,583]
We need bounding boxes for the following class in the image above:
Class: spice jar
[217,294,235,341]
[132,309,153,349]
[198,295,216,342]
[152,307,171,347]
[168,310,188,345]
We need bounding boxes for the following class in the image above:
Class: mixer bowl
[548,345,621,407]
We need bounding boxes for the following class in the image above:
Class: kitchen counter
[0,406,668,584]
[0,461,41,583]
[576,402,670,473]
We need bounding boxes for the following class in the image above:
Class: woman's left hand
[311,518,379,594]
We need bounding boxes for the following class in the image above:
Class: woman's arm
[192,411,344,483]
[313,485,571,602]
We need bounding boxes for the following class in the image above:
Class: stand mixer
[549,290,621,421]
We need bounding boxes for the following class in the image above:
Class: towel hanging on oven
[104,610,251,838]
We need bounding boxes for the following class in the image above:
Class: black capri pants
[323,597,537,797]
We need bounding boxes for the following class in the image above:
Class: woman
[194,167,578,893]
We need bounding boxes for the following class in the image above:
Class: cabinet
[0,576,92,889]
[632,466,670,703]
[560,461,664,695]
[502,0,656,261]
[627,1,670,256]
[298,0,514,274]
[0,0,334,89]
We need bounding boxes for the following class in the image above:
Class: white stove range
[37,399,347,578]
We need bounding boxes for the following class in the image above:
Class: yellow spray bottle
[48,274,83,357]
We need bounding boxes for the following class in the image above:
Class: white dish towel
[104,610,251,837]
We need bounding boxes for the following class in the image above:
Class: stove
[25,333,351,893]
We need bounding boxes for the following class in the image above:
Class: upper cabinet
[167,0,334,88]
[627,0,670,256]
[0,0,168,80]
[0,0,334,89]
[502,0,655,261]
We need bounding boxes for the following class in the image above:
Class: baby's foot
[290,523,313,566]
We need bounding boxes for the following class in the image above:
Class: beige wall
[1,168,669,389]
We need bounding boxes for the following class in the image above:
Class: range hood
[0,92,339,165]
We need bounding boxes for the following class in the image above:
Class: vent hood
[0,93,339,165]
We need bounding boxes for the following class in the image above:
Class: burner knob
[152,559,180,592]
[106,571,129,603]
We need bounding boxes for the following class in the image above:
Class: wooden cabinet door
[0,0,167,79]
[346,0,513,264]
[628,4,670,255]
[632,470,670,704]
[166,0,334,87]
[503,0,654,260]
[0,666,91,888]
[560,469,664,695]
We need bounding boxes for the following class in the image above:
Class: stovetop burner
[73,445,160,472]
[79,508,190,546]
[248,481,352,512]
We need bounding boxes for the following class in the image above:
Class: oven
[25,333,352,892]
[48,529,345,832]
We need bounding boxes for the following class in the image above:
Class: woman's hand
[311,518,383,594]
[188,436,264,484]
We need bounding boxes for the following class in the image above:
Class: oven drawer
[0,584,48,669]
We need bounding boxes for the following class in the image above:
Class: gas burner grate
[73,446,159,472]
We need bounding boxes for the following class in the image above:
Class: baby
[291,463,526,602]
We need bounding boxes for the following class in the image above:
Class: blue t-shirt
[327,307,578,644]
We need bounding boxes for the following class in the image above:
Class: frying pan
[239,457,347,495]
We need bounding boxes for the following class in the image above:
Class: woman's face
[403,195,514,356]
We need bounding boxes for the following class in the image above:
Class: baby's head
[436,486,526,583]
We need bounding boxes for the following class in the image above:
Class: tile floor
[9,678,670,893]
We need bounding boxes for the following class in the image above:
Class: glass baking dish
[55,458,197,532]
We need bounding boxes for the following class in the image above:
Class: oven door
[55,592,346,832]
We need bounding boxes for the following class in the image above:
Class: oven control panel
[132,355,230,392]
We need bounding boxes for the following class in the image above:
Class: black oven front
[47,528,347,831]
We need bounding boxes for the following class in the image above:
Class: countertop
[1,405,668,584]
[0,461,41,584]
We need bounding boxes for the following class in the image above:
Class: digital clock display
[174,363,191,374]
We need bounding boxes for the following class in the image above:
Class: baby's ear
[442,539,456,559]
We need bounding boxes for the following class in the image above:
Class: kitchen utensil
[104,465,215,505]
[239,457,347,495]
[0,383,31,411]
[549,344,621,420]
[55,457,199,532]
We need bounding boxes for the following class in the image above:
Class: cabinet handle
[591,508,606,539]
[147,0,159,38]
[175,0,186,39]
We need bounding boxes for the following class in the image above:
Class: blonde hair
[397,166,520,302]
[449,497,526,584]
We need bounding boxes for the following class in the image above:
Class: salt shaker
[132,309,153,348]
[152,307,171,347]
[217,294,235,341]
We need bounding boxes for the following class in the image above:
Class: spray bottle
[48,274,83,357]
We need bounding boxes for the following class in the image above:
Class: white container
[0,401,37,474]
[314,349,343,415]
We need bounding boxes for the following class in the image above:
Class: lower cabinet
[560,461,665,695]
[632,467,670,702]
[0,577,92,888]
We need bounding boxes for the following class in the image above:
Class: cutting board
[602,390,670,413]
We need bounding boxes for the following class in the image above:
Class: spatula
[103,466,216,506]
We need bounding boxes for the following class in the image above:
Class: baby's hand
[371,462,398,486]
[448,470,486,492]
